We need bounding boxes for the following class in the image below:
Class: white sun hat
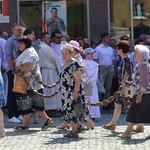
[69,40,81,50]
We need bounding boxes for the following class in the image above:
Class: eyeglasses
[55,36,61,39]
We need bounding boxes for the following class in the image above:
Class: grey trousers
[99,65,114,99]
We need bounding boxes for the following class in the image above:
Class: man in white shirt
[51,30,64,66]
[93,33,114,108]
[38,32,62,115]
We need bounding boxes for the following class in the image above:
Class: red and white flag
[41,18,48,32]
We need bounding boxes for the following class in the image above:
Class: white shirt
[51,42,64,66]
[93,44,114,66]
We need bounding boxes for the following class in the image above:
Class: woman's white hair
[135,44,150,60]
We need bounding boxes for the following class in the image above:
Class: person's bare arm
[72,70,82,100]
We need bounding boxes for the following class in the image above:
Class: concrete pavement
[0,111,150,150]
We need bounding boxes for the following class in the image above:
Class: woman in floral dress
[60,44,93,138]
[0,58,6,138]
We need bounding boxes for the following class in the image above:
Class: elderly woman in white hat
[122,44,150,139]
[57,41,94,132]
[69,40,84,66]
[83,47,101,120]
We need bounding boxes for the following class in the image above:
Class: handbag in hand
[72,97,85,117]
[12,75,29,94]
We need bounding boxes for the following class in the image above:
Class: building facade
[0,0,149,41]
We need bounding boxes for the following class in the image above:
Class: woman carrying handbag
[13,37,53,130]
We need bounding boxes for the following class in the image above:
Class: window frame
[133,2,146,19]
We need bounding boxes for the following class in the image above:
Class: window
[133,3,145,19]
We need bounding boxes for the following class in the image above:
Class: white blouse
[15,47,42,90]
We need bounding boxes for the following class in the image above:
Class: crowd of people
[0,23,150,139]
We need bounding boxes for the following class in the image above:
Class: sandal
[56,123,70,129]
[14,126,29,131]
[102,124,116,131]
[77,125,86,133]
[132,125,144,133]
[64,131,78,138]
[41,118,53,130]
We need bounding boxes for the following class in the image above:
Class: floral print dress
[60,60,90,124]
[0,58,5,108]
[115,56,133,104]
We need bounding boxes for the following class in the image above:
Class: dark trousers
[7,70,20,119]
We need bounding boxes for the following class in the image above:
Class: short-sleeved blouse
[15,47,42,90]
[118,56,133,84]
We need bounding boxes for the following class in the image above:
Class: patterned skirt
[15,89,44,115]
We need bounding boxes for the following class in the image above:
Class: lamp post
[130,0,134,41]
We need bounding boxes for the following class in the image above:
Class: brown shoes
[132,125,144,133]
[56,123,70,129]
[102,124,116,131]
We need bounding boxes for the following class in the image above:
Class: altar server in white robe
[38,32,62,110]
[83,47,101,119]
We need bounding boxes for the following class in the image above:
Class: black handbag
[72,97,85,117]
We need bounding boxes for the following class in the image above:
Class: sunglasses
[16,29,22,31]
[55,36,61,39]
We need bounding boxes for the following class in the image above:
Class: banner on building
[0,0,9,23]
[42,1,67,35]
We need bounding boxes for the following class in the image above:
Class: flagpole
[43,2,46,32]
[130,0,134,41]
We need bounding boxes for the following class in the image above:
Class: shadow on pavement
[122,138,148,144]
[5,129,41,136]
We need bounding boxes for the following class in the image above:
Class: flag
[41,18,48,32]
[3,0,8,16]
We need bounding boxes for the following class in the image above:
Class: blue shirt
[93,44,114,65]
[5,35,19,61]
[5,35,19,70]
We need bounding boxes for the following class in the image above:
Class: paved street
[0,111,150,150]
